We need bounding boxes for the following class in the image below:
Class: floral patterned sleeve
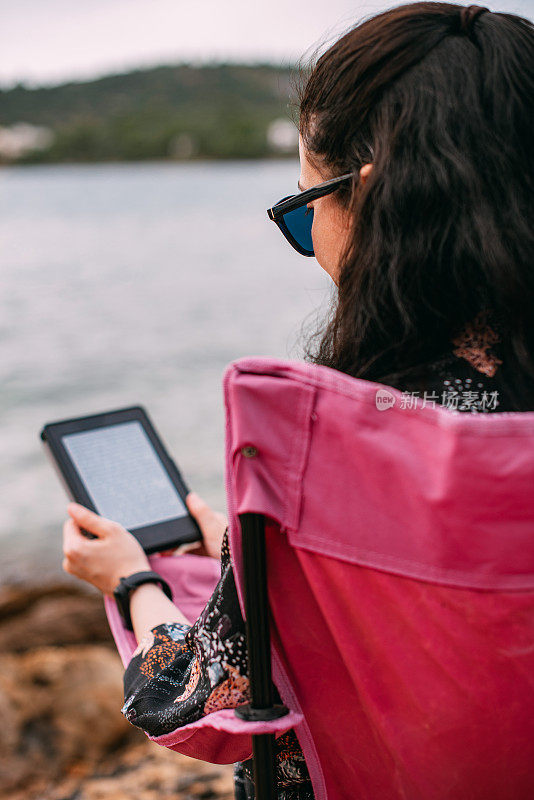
[121,528,314,799]
[121,528,250,735]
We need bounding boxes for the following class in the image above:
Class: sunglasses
[267,172,356,257]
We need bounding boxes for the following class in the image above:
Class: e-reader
[40,406,202,554]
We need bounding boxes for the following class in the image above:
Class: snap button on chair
[107,355,534,800]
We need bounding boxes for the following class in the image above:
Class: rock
[0,579,89,621]
[1,736,235,800]
[0,645,135,789]
[0,593,112,652]
[68,742,235,800]
[0,583,235,800]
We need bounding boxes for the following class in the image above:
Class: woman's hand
[184,492,228,560]
[62,503,150,595]
[62,492,227,594]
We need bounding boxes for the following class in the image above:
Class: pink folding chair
[107,355,534,800]
[224,356,534,800]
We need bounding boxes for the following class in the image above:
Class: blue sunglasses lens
[282,204,314,255]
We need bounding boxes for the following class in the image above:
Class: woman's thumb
[186,492,208,520]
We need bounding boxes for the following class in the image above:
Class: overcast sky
[1,0,533,88]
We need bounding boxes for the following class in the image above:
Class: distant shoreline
[0,63,299,166]
[0,153,298,169]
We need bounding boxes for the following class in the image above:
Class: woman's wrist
[111,558,151,592]
[129,581,190,642]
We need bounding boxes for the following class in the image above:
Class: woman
[62,3,534,797]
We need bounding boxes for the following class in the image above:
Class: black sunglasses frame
[266,172,356,257]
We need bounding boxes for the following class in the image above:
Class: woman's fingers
[61,511,150,594]
[185,492,227,560]
[185,492,212,526]
[175,540,208,556]
[62,517,85,559]
[186,492,228,528]
[67,502,115,538]
[62,518,95,577]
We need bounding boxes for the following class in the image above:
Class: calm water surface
[0,160,331,583]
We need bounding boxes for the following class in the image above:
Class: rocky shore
[0,579,234,800]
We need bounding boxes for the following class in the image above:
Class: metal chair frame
[234,512,289,800]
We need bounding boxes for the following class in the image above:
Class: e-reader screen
[62,420,188,530]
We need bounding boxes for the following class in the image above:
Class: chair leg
[252,733,277,800]
[235,512,289,800]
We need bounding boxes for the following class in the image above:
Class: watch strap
[113,570,173,631]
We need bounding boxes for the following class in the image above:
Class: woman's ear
[359,163,373,184]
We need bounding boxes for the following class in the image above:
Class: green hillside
[0,63,301,163]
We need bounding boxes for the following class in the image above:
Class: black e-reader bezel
[40,405,202,554]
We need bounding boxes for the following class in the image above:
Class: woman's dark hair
[299,1,534,408]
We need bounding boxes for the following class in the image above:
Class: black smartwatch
[113,571,173,631]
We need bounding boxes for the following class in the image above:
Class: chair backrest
[224,356,534,800]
